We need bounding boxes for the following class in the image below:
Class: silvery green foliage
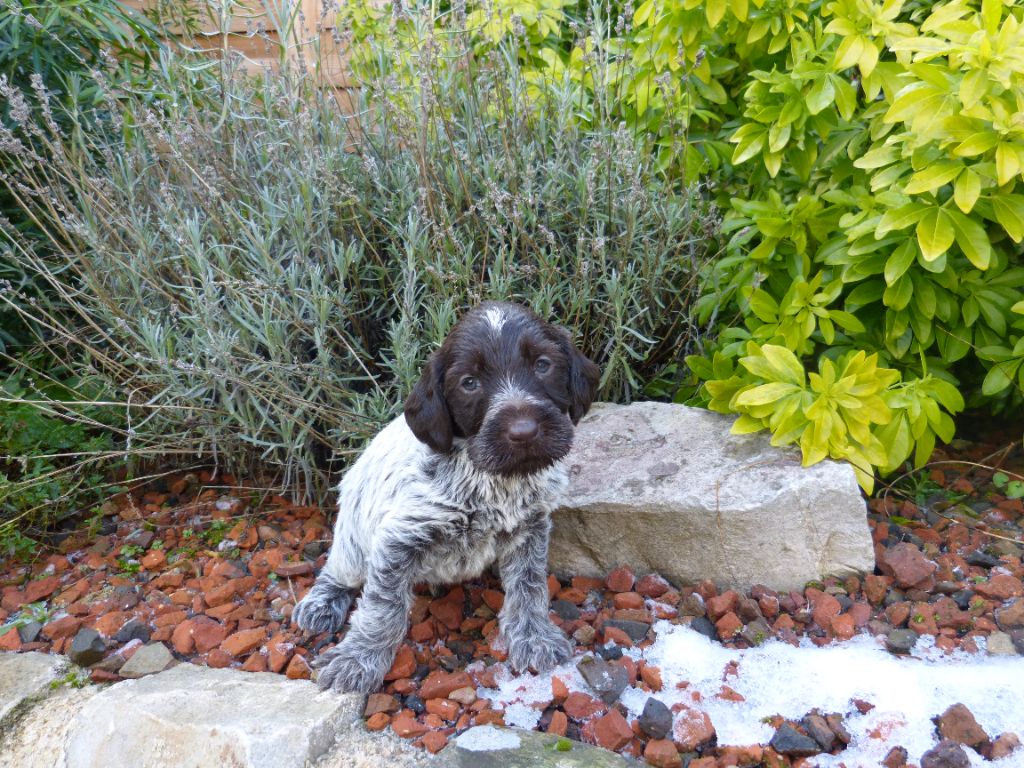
[0,28,715,499]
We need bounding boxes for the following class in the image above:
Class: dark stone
[920,739,970,768]
[124,530,155,549]
[595,644,623,661]
[886,629,918,654]
[883,745,908,767]
[835,595,854,611]
[114,618,151,645]
[740,619,772,646]
[966,551,1000,569]
[551,600,581,621]
[404,695,425,714]
[884,589,907,607]
[603,619,649,643]
[868,619,893,636]
[438,655,462,672]
[826,713,852,745]
[68,628,107,667]
[414,663,430,681]
[802,713,836,751]
[690,617,716,640]
[109,586,140,611]
[303,542,326,560]
[769,723,822,757]
[638,697,672,740]
[934,581,960,595]
[18,620,42,643]
[576,655,629,704]
[951,590,974,610]
[737,598,763,623]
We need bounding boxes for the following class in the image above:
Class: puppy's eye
[535,357,552,375]
[460,375,480,392]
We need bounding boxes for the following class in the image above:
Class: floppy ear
[555,328,601,424]
[403,350,454,453]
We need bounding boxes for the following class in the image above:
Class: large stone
[437,725,635,767]
[551,403,873,591]
[64,663,360,768]
[0,652,65,727]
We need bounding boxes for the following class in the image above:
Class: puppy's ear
[404,350,454,453]
[554,327,601,424]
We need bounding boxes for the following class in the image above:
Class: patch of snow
[503,701,543,730]
[487,620,1024,767]
[455,725,522,751]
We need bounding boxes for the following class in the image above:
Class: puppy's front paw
[314,639,392,694]
[506,622,572,673]
[292,580,353,635]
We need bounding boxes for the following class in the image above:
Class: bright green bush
[1,26,714,501]
[350,0,1024,487]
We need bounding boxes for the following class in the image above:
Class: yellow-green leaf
[953,168,982,213]
[959,69,989,109]
[995,143,1022,186]
[991,195,1024,242]
[947,208,992,269]
[903,162,962,195]
[755,344,805,385]
[706,0,726,27]
[735,382,801,407]
[916,207,955,261]
[954,132,999,157]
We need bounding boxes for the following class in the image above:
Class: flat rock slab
[438,725,636,767]
[64,663,360,768]
[552,402,873,591]
[0,651,65,727]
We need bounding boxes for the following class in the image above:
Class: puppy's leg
[498,511,572,673]
[292,574,354,634]
[315,524,430,693]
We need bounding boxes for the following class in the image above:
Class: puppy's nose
[507,417,539,444]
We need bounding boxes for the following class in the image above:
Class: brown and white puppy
[292,301,600,693]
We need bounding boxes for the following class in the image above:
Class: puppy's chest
[420,504,535,583]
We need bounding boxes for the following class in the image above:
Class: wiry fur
[292,302,600,693]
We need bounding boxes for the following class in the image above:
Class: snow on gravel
[483,620,1024,767]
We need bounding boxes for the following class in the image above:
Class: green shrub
[0,367,118,558]
[1,21,715,501]
[0,0,163,355]
[355,0,1024,487]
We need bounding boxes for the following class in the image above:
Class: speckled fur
[292,303,599,694]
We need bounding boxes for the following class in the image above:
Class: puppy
[292,301,600,693]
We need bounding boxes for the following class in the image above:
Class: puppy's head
[404,302,600,475]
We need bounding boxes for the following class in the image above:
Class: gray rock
[118,642,173,678]
[551,600,580,621]
[886,629,918,654]
[437,725,634,767]
[18,621,42,644]
[68,629,106,668]
[802,713,836,751]
[0,652,65,727]
[113,618,151,645]
[770,723,822,757]
[638,697,672,739]
[920,739,970,768]
[690,617,717,640]
[603,619,649,643]
[551,403,873,591]
[64,663,359,768]
[575,655,629,704]
[986,631,1017,656]
[740,619,773,646]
